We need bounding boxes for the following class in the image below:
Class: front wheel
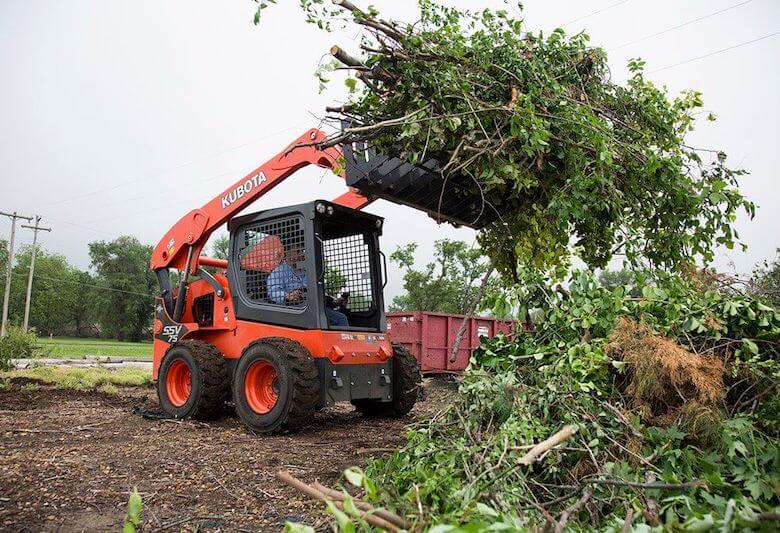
[157,340,228,420]
[353,344,421,417]
[233,338,319,434]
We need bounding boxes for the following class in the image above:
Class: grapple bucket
[343,141,498,229]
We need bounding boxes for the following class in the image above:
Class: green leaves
[364,267,778,530]
[123,487,142,533]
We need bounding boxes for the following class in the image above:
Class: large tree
[210,234,230,261]
[88,236,155,341]
[389,239,497,314]
[5,246,87,335]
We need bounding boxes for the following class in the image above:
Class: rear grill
[343,142,498,229]
[193,293,214,327]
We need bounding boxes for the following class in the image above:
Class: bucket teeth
[343,142,496,229]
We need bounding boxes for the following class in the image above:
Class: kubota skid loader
[151,129,495,433]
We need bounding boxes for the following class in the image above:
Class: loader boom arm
[150,128,370,274]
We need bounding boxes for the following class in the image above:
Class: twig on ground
[277,470,400,531]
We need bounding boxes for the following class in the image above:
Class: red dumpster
[387,311,515,373]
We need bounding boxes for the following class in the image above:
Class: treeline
[0,236,156,341]
[391,239,780,315]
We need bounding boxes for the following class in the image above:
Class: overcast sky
[1,0,778,300]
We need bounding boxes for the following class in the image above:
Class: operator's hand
[285,289,303,303]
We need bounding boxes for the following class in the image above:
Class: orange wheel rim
[244,360,279,414]
[166,359,192,407]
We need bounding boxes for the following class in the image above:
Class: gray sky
[1,0,778,300]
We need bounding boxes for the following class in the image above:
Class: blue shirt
[267,262,307,304]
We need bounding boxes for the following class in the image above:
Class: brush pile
[282,0,754,275]
[361,270,779,530]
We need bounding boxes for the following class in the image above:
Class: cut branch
[449,263,495,363]
[331,45,366,68]
[277,470,399,531]
[311,482,411,530]
[519,425,578,466]
[585,478,706,490]
[554,488,591,533]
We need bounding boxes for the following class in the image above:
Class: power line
[564,0,631,26]
[648,29,780,73]
[609,0,754,51]
[12,272,152,298]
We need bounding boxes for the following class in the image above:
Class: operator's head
[286,241,305,264]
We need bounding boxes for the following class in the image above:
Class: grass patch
[38,337,152,359]
[0,366,153,391]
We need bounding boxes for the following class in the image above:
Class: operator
[267,242,349,327]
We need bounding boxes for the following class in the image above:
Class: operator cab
[227,200,386,332]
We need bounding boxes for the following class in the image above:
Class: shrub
[0,327,43,371]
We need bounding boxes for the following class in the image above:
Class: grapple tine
[343,141,495,229]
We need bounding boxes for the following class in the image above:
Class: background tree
[0,238,7,278]
[390,239,498,314]
[7,246,84,335]
[88,236,155,341]
[210,234,230,261]
[752,248,780,307]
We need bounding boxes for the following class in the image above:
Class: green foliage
[38,337,151,359]
[6,246,91,335]
[210,234,230,261]
[752,248,780,308]
[88,236,156,341]
[598,267,641,296]
[0,238,7,278]
[389,239,499,314]
[364,270,779,530]
[324,263,348,296]
[0,366,153,390]
[285,1,754,278]
[0,326,43,370]
[123,487,142,533]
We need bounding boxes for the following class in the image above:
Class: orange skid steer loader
[151,129,494,433]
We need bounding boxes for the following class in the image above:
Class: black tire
[353,343,421,417]
[233,337,319,434]
[157,340,228,420]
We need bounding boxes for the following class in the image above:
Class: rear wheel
[233,338,319,434]
[157,340,228,420]
[353,344,421,417]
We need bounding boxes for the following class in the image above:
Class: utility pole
[21,216,52,332]
[1,211,33,337]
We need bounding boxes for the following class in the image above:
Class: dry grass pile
[606,318,724,434]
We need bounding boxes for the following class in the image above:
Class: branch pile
[309,0,754,276]
[363,269,779,530]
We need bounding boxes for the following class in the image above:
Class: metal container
[387,311,514,373]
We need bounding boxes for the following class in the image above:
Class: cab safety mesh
[322,233,374,313]
[238,216,307,308]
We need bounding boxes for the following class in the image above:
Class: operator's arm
[267,263,290,304]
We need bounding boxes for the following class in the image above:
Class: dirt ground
[0,378,456,532]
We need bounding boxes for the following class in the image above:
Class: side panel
[385,312,421,362]
[386,311,517,374]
